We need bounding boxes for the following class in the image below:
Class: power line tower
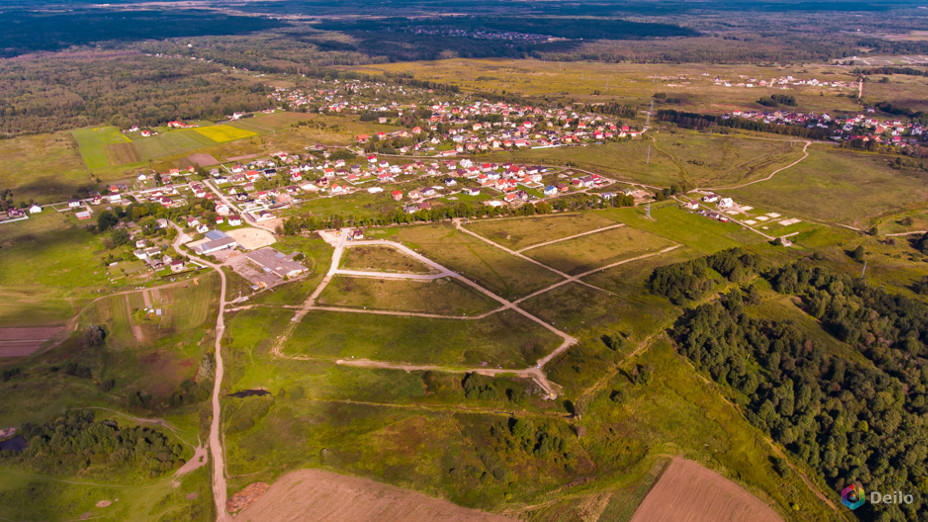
[645,99,654,128]
[646,144,651,165]
[861,260,868,279]
[645,201,651,219]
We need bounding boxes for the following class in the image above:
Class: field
[133,128,218,161]
[464,212,620,251]
[340,245,438,274]
[523,225,677,275]
[71,126,132,169]
[282,308,560,367]
[349,59,861,115]
[193,124,257,143]
[723,146,928,227]
[317,276,499,316]
[373,223,563,300]
[0,131,92,203]
[480,132,805,189]
[630,457,782,522]
[237,469,513,521]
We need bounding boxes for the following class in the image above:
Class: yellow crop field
[194,124,256,143]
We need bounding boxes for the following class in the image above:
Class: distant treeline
[856,66,928,77]
[656,109,831,140]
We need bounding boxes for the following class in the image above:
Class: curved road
[172,225,231,521]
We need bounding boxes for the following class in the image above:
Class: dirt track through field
[236,469,514,522]
[630,457,783,522]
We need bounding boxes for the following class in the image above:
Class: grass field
[524,225,676,275]
[318,276,499,316]
[226,112,315,134]
[480,131,805,189]
[0,212,111,326]
[72,126,132,169]
[372,223,564,300]
[193,124,257,143]
[133,129,218,161]
[158,274,219,331]
[463,212,620,251]
[0,131,92,203]
[283,308,560,367]
[340,245,438,274]
[724,146,928,227]
[348,59,861,115]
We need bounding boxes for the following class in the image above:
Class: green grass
[158,274,219,331]
[463,212,620,251]
[283,309,560,368]
[340,245,437,274]
[598,202,764,253]
[524,225,676,275]
[724,146,928,227]
[132,128,218,161]
[72,126,131,169]
[317,276,499,316]
[0,212,112,326]
[0,131,92,203]
[379,223,564,300]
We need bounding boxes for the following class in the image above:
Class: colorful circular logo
[842,484,865,510]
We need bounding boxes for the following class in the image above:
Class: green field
[374,223,564,300]
[282,308,561,367]
[340,245,438,274]
[72,126,132,169]
[724,146,928,227]
[317,276,499,316]
[464,212,620,251]
[133,128,218,161]
[0,131,93,203]
[524,225,677,275]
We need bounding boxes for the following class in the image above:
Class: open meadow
[317,276,499,316]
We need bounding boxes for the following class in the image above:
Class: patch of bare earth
[630,457,783,522]
[228,482,270,514]
[188,153,220,167]
[0,326,65,357]
[235,469,515,521]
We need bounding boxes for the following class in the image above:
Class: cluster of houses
[726,109,926,148]
[711,74,856,90]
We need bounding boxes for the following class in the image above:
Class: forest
[0,52,273,136]
[664,258,928,521]
[0,411,186,479]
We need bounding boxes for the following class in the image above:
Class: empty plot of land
[106,142,141,164]
[188,152,220,167]
[133,129,217,161]
[226,228,276,251]
[72,126,131,169]
[284,308,560,367]
[464,213,620,251]
[341,245,438,275]
[390,224,563,300]
[630,457,782,522]
[524,226,676,275]
[317,276,499,316]
[238,468,513,522]
[0,326,65,357]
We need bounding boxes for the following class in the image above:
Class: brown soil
[228,482,270,514]
[188,152,220,167]
[630,457,783,522]
[235,469,515,522]
[0,326,65,357]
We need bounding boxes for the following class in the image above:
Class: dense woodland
[0,53,273,136]
[663,257,928,521]
[0,411,186,479]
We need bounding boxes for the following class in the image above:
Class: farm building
[245,248,307,279]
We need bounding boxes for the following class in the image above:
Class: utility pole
[861,260,868,279]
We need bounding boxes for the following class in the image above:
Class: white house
[28,204,42,214]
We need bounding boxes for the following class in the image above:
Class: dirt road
[173,224,231,521]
